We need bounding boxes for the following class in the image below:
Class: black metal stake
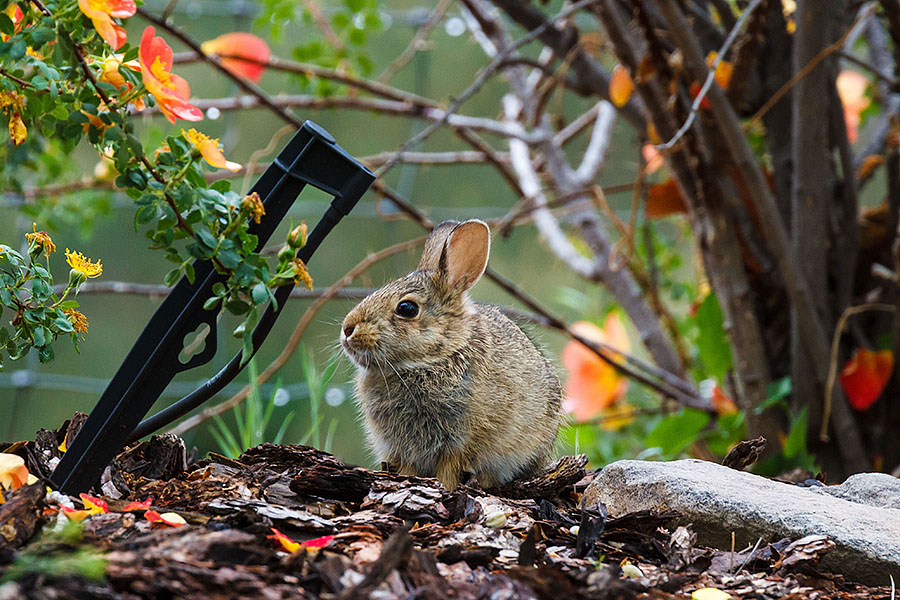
[50,121,374,494]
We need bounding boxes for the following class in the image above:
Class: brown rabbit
[340,220,562,489]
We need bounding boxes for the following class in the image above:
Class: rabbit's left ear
[441,220,490,291]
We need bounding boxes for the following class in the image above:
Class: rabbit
[339,219,562,490]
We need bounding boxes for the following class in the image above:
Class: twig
[748,4,877,129]
[166,237,425,436]
[378,0,453,82]
[821,303,896,442]
[837,50,894,85]
[136,7,303,128]
[0,67,37,90]
[171,52,439,107]
[656,0,765,150]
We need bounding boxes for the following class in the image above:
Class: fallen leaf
[80,493,108,514]
[122,498,153,511]
[839,348,894,411]
[145,509,187,527]
[0,453,29,502]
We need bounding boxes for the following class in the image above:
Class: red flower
[78,0,136,50]
[840,348,894,411]
[561,315,630,422]
[139,27,203,124]
[201,32,271,83]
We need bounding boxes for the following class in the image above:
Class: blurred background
[0,0,890,476]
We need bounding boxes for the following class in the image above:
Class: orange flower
[840,348,894,411]
[99,55,145,110]
[182,128,241,171]
[139,26,203,124]
[836,70,870,144]
[642,143,664,174]
[561,315,630,422]
[78,0,136,50]
[201,32,271,83]
[1,5,24,42]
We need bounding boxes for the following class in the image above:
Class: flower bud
[278,244,295,263]
[287,221,307,249]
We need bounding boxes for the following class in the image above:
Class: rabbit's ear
[441,220,490,291]
[418,221,460,272]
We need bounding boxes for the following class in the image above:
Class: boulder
[584,459,900,584]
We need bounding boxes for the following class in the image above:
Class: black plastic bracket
[49,121,374,494]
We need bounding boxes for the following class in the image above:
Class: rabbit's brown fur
[340,220,562,489]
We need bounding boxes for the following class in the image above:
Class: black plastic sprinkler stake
[50,121,374,494]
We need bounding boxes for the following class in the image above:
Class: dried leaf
[692,588,731,600]
[646,178,687,218]
[856,154,884,180]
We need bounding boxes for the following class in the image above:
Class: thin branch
[136,7,303,129]
[656,0,766,151]
[378,0,453,82]
[171,52,439,107]
[140,94,542,142]
[0,67,37,90]
[166,237,425,436]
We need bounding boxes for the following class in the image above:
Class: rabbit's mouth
[341,338,374,369]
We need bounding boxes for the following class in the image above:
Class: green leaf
[756,377,792,414]
[0,14,14,36]
[202,296,221,311]
[783,407,808,459]
[55,316,74,332]
[196,228,218,249]
[32,326,46,347]
[646,409,711,456]
[225,300,251,315]
[163,267,181,287]
[696,292,733,379]
[9,39,26,60]
[251,283,268,305]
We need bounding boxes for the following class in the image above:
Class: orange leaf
[609,64,634,108]
[646,178,687,218]
[840,348,894,411]
[123,498,153,511]
[60,506,94,521]
[201,32,271,83]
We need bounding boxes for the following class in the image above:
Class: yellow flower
[182,128,241,172]
[64,308,90,339]
[0,91,26,145]
[65,248,103,279]
[290,257,313,290]
[25,223,55,256]
[241,191,265,224]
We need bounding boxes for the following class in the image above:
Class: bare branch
[378,0,453,82]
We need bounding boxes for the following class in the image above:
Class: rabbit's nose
[343,323,356,338]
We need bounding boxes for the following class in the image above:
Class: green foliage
[210,359,295,458]
[0,2,314,368]
[256,0,382,95]
[0,232,92,369]
[298,345,339,451]
[1,519,106,584]
[694,292,733,379]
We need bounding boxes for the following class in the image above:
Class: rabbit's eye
[395,300,419,318]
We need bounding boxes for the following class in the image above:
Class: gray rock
[811,472,900,510]
[584,459,900,584]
